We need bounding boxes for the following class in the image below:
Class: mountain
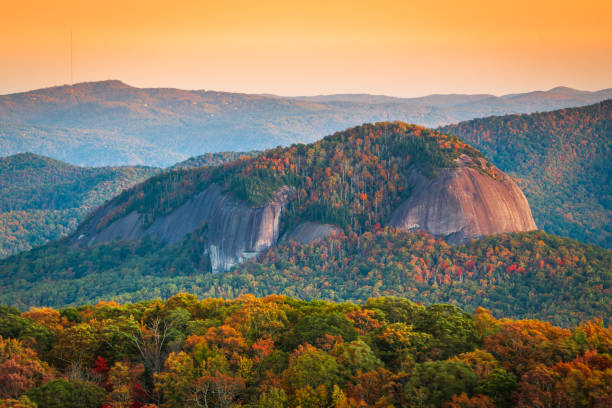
[1,294,610,408]
[440,100,612,249]
[0,153,158,258]
[3,122,607,326]
[1,80,610,166]
[68,122,535,271]
[294,86,612,110]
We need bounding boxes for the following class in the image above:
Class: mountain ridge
[2,80,611,167]
[4,80,609,101]
[70,122,535,263]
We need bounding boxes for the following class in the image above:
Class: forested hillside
[1,229,609,327]
[0,153,157,258]
[90,122,488,237]
[0,294,610,407]
[440,100,612,248]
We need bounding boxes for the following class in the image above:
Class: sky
[1,0,611,97]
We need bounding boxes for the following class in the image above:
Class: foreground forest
[441,100,612,248]
[0,294,610,408]
[1,229,609,327]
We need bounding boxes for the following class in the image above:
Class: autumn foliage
[1,294,610,407]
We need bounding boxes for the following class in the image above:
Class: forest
[440,99,612,248]
[1,229,609,328]
[0,294,610,407]
[0,150,268,259]
[0,120,609,407]
[0,153,157,258]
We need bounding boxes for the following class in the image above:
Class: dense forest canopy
[440,99,612,248]
[0,153,158,258]
[0,154,156,213]
[1,229,609,327]
[0,294,610,407]
[0,98,610,407]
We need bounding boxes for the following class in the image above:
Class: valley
[0,153,157,258]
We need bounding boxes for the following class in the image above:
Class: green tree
[406,361,478,408]
[283,345,341,392]
[332,339,382,379]
[415,304,480,359]
[26,379,106,408]
[475,368,517,408]
[249,387,288,408]
[364,297,424,324]
[287,312,357,349]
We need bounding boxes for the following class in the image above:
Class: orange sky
[1,0,611,96]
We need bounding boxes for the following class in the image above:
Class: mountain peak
[547,86,579,93]
[71,79,131,89]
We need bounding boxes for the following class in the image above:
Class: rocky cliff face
[73,183,294,272]
[281,222,342,244]
[389,155,537,243]
[73,153,537,272]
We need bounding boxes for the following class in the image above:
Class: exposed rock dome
[281,222,342,244]
[389,155,537,243]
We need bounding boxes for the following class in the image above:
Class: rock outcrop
[73,183,294,272]
[389,155,537,243]
[281,222,342,244]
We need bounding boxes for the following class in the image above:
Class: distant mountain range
[1,80,610,166]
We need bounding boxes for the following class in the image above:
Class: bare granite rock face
[389,155,537,243]
[73,183,294,272]
[281,222,342,244]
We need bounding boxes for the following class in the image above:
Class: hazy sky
[1,0,611,96]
